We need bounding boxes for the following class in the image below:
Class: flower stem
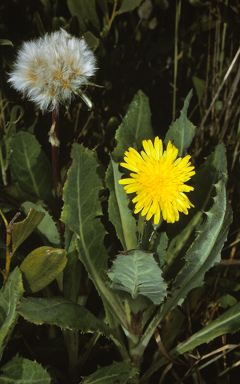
[49,103,64,239]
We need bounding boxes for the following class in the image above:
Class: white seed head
[8,29,97,112]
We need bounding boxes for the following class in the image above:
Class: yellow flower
[119,137,195,225]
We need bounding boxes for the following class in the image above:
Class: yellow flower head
[119,137,195,225]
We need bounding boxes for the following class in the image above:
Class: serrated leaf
[20,246,67,293]
[67,0,100,32]
[0,268,24,359]
[11,208,45,255]
[21,202,61,247]
[9,131,54,206]
[81,360,138,384]
[150,232,168,268]
[0,357,51,383]
[164,90,196,157]
[165,143,227,273]
[107,250,167,305]
[61,143,127,329]
[112,91,154,162]
[162,174,231,319]
[106,160,137,251]
[118,0,142,14]
[18,297,110,335]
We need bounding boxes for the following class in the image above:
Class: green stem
[62,329,79,384]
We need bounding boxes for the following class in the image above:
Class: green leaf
[192,76,206,105]
[0,105,24,184]
[164,90,196,157]
[18,297,110,335]
[165,143,228,275]
[106,160,137,251]
[21,202,61,247]
[0,39,13,46]
[9,131,54,206]
[137,170,232,359]
[61,144,127,329]
[67,0,100,32]
[20,246,67,293]
[219,294,237,309]
[163,174,231,318]
[118,0,142,14]
[0,357,51,383]
[150,301,240,376]
[0,268,24,359]
[107,250,167,305]
[150,232,168,268]
[63,232,82,302]
[82,360,138,384]
[83,31,99,51]
[11,208,45,255]
[112,90,154,162]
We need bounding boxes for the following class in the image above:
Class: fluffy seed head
[8,29,97,112]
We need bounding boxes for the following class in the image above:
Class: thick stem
[49,103,65,242]
[51,103,61,204]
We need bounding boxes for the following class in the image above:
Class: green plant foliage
[11,208,45,255]
[20,246,67,293]
[164,89,196,157]
[106,160,137,251]
[61,143,127,328]
[81,360,138,384]
[2,1,240,380]
[157,301,240,370]
[163,174,231,318]
[0,268,24,359]
[9,131,54,206]
[0,357,51,383]
[192,76,206,106]
[67,0,100,32]
[166,143,228,270]
[0,105,24,185]
[0,39,13,46]
[118,0,143,14]
[219,293,237,309]
[112,91,154,162]
[18,296,111,335]
[21,202,61,247]
[107,249,167,305]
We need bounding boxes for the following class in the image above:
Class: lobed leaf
[112,90,154,162]
[20,246,67,293]
[81,360,138,384]
[107,249,167,305]
[106,160,137,251]
[0,357,51,383]
[0,268,24,359]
